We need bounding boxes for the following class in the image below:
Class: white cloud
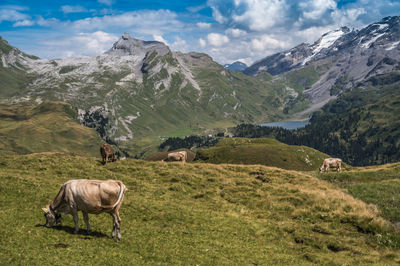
[187,4,207,13]
[225,28,247,38]
[299,0,336,20]
[251,35,288,52]
[153,34,168,45]
[208,0,288,31]
[61,5,88,14]
[207,33,229,46]
[71,10,183,35]
[199,38,206,48]
[41,31,118,58]
[0,5,28,11]
[171,37,188,52]
[36,16,61,27]
[0,9,29,22]
[197,22,211,29]
[331,7,366,28]
[13,19,34,27]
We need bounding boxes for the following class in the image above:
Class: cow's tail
[112,181,126,209]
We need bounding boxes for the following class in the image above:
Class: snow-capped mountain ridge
[243,16,400,118]
[244,16,400,77]
[302,27,350,65]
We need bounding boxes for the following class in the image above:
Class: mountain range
[244,16,400,117]
[0,16,399,157]
[0,32,298,156]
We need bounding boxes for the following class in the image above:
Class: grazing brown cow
[163,151,187,163]
[100,144,116,165]
[42,179,126,241]
[319,158,342,172]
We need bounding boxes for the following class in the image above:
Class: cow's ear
[42,207,49,213]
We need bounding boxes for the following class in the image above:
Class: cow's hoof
[116,237,121,242]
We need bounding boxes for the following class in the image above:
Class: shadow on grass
[36,224,108,238]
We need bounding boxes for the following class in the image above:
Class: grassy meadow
[0,153,400,264]
[316,163,400,225]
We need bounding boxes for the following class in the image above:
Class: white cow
[163,151,187,163]
[319,158,342,172]
[42,179,126,241]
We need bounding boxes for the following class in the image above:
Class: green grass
[0,102,104,156]
[196,138,330,171]
[284,65,320,93]
[0,153,399,264]
[316,164,400,224]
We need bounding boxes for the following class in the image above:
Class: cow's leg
[82,212,92,234]
[110,213,116,239]
[116,211,122,242]
[72,210,79,234]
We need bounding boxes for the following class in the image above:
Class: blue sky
[0,0,399,65]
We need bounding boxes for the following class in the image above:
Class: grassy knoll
[0,153,399,264]
[196,138,330,171]
[0,102,103,156]
[316,163,400,226]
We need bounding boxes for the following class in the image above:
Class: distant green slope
[196,138,330,170]
[0,101,103,156]
[301,72,400,165]
[0,154,398,264]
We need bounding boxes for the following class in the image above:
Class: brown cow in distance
[42,179,126,241]
[100,144,116,165]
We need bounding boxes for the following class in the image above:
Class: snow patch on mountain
[385,41,400,50]
[302,29,346,65]
[361,33,386,48]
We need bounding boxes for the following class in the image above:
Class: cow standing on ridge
[319,158,342,172]
[163,151,187,163]
[42,179,126,241]
[100,144,116,165]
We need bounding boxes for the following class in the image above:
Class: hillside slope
[0,154,399,264]
[0,33,297,156]
[196,138,330,171]
[0,36,37,99]
[0,101,103,156]
[316,163,400,225]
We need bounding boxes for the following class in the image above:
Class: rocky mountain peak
[224,61,248,72]
[106,32,170,57]
[122,32,131,40]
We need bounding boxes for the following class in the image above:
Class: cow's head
[319,166,324,173]
[42,205,61,227]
